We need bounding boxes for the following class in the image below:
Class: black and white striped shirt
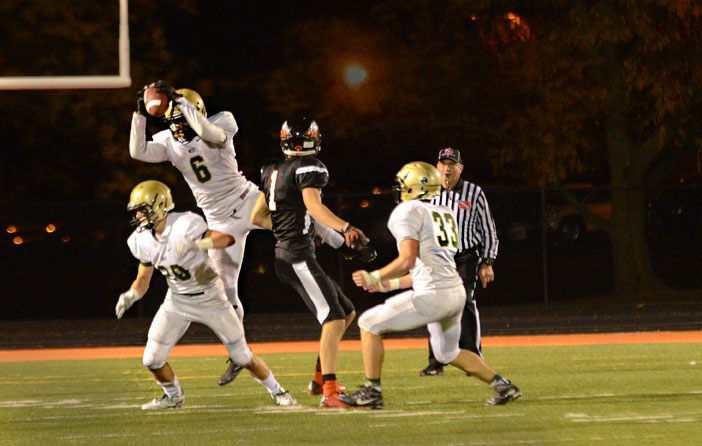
[431,179,498,261]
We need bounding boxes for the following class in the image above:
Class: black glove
[135,85,148,115]
[152,80,179,101]
[342,224,369,249]
[339,243,377,263]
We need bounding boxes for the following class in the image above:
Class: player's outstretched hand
[342,224,369,249]
[116,289,140,319]
[152,80,179,101]
[175,239,197,257]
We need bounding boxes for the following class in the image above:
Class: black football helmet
[280,117,321,156]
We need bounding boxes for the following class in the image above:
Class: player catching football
[115,180,297,410]
[339,162,522,409]
[131,81,352,386]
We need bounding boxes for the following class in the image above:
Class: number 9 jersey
[387,200,463,292]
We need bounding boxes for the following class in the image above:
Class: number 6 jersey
[387,200,463,292]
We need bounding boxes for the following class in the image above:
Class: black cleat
[484,382,522,406]
[340,385,384,409]
[419,363,444,376]
[218,358,244,386]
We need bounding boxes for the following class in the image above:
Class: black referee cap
[438,147,462,163]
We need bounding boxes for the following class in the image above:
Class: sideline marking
[0,331,699,362]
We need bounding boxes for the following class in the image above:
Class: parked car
[544,188,611,241]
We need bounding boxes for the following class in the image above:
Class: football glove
[339,243,377,263]
[116,289,140,319]
[152,80,180,101]
[342,224,369,249]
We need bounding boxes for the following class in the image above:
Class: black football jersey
[260,156,329,251]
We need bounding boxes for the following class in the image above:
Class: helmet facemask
[280,118,321,157]
[127,180,175,232]
[164,89,207,143]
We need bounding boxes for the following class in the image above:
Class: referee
[420,147,498,376]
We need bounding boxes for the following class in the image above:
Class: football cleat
[484,383,522,406]
[419,363,444,377]
[306,380,346,395]
[319,393,353,409]
[218,358,244,386]
[141,393,184,410]
[272,388,298,406]
[340,385,384,409]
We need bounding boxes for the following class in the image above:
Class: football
[143,84,169,117]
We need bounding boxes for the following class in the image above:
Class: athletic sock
[255,371,282,395]
[322,374,339,397]
[364,377,381,392]
[313,356,323,384]
[159,377,182,398]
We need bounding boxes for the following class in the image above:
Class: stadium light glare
[344,64,367,87]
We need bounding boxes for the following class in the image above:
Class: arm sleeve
[176,97,227,145]
[314,220,345,248]
[475,190,499,260]
[129,112,169,162]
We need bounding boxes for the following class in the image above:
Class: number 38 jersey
[387,200,463,292]
[151,112,252,221]
[260,156,329,251]
[127,212,220,295]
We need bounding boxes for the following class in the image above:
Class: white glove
[116,289,140,319]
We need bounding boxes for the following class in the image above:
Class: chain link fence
[2,184,701,320]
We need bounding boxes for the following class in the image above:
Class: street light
[344,63,367,87]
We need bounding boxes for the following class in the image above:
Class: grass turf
[0,343,700,445]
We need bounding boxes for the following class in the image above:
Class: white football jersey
[387,200,463,292]
[151,112,252,220]
[127,211,219,295]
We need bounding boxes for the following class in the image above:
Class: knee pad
[143,339,169,370]
[225,339,253,367]
[433,347,460,365]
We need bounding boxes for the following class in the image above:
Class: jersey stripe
[295,166,328,175]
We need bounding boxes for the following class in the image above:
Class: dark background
[1,1,701,324]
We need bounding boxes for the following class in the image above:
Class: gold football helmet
[127,180,174,232]
[393,161,442,203]
[164,88,207,143]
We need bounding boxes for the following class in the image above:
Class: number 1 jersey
[260,156,329,252]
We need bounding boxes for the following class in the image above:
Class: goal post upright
[0,0,131,90]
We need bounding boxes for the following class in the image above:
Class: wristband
[377,278,401,293]
[361,270,382,286]
[196,238,214,251]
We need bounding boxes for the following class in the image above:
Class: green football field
[1,343,700,445]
